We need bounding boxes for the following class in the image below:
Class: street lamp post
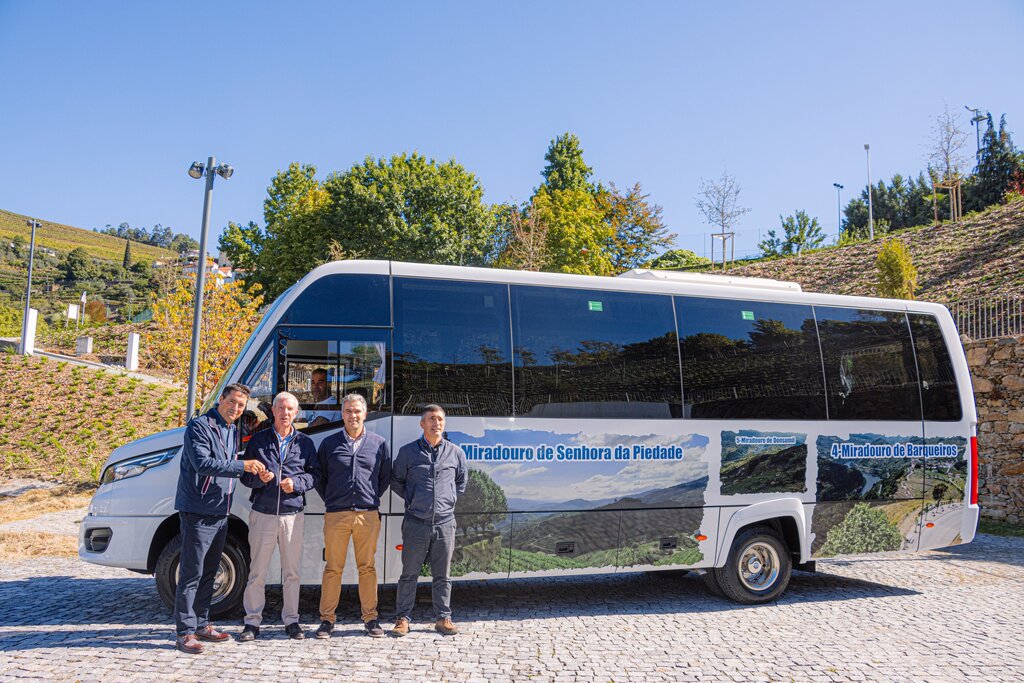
[185,157,234,419]
[19,219,40,355]
[864,144,874,240]
[965,105,985,165]
[832,183,844,243]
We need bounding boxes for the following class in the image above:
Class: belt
[340,506,377,512]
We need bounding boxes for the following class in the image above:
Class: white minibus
[80,260,979,612]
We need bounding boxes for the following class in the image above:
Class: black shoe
[237,625,259,642]
[315,621,333,639]
[286,622,305,640]
[365,619,384,638]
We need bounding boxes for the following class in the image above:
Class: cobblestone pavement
[1,535,1022,682]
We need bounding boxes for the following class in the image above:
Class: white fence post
[20,308,38,355]
[126,332,140,371]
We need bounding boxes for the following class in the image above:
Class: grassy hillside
[0,208,177,264]
[726,201,1024,302]
[0,353,185,484]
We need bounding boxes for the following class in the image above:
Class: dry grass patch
[0,485,95,525]
[0,530,78,560]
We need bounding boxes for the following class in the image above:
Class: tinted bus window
[908,313,962,421]
[511,286,681,418]
[280,274,390,326]
[675,297,826,419]
[394,278,513,416]
[815,307,921,420]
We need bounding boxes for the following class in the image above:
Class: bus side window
[815,307,921,420]
[907,313,962,421]
[393,278,513,417]
[675,297,825,419]
[511,286,682,418]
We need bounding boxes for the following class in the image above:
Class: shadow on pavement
[0,566,918,645]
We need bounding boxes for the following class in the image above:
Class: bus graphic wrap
[448,427,710,576]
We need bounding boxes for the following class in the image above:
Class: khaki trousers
[319,510,381,623]
[243,509,304,627]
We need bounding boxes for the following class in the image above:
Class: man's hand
[280,477,294,494]
[243,459,266,475]
[258,470,275,484]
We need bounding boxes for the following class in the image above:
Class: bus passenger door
[275,326,392,586]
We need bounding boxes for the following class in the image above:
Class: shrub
[876,239,918,299]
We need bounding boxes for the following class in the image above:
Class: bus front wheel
[713,526,791,604]
[154,532,249,619]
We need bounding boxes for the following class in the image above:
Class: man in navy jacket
[313,393,391,639]
[237,391,317,642]
[173,383,266,655]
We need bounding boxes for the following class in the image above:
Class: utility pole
[864,144,874,240]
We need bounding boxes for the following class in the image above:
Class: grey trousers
[243,509,304,627]
[394,516,456,620]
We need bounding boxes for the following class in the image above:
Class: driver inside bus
[305,368,341,427]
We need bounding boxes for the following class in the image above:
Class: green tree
[819,503,903,556]
[965,114,1024,211]
[931,482,949,502]
[122,238,132,270]
[649,249,711,270]
[61,247,93,281]
[876,239,918,300]
[531,186,613,275]
[759,210,826,257]
[325,153,493,268]
[455,469,508,535]
[540,132,594,193]
[598,182,675,272]
[170,233,199,254]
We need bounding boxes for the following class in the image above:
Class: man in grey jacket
[390,404,467,637]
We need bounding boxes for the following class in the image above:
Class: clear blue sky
[1,1,1022,261]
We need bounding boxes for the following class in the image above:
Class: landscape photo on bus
[79,260,979,613]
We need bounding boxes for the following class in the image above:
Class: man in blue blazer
[173,383,266,655]
[313,393,391,639]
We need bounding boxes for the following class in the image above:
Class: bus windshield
[199,286,294,415]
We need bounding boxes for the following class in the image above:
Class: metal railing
[947,295,1024,340]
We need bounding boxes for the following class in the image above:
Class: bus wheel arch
[713,525,792,604]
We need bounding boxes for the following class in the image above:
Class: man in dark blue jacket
[313,393,391,639]
[390,404,467,637]
[173,383,266,655]
[237,391,317,642]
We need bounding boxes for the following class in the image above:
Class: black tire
[154,532,249,619]
[712,526,791,605]
[701,567,725,597]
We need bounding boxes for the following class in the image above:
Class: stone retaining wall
[966,335,1024,522]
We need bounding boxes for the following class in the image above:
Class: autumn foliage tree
[147,277,265,401]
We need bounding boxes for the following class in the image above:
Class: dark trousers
[174,512,228,636]
[395,516,456,621]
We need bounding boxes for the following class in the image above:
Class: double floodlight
[187,161,233,180]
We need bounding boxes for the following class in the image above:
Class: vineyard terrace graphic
[442,427,710,576]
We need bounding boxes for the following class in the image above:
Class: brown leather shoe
[434,617,459,636]
[194,625,231,643]
[390,617,410,637]
[175,634,204,654]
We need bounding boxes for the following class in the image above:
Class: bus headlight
[100,448,179,485]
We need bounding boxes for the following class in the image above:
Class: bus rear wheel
[713,526,791,604]
[154,532,249,619]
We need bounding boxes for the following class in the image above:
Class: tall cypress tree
[123,238,132,270]
[540,133,594,193]
[967,114,1024,210]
